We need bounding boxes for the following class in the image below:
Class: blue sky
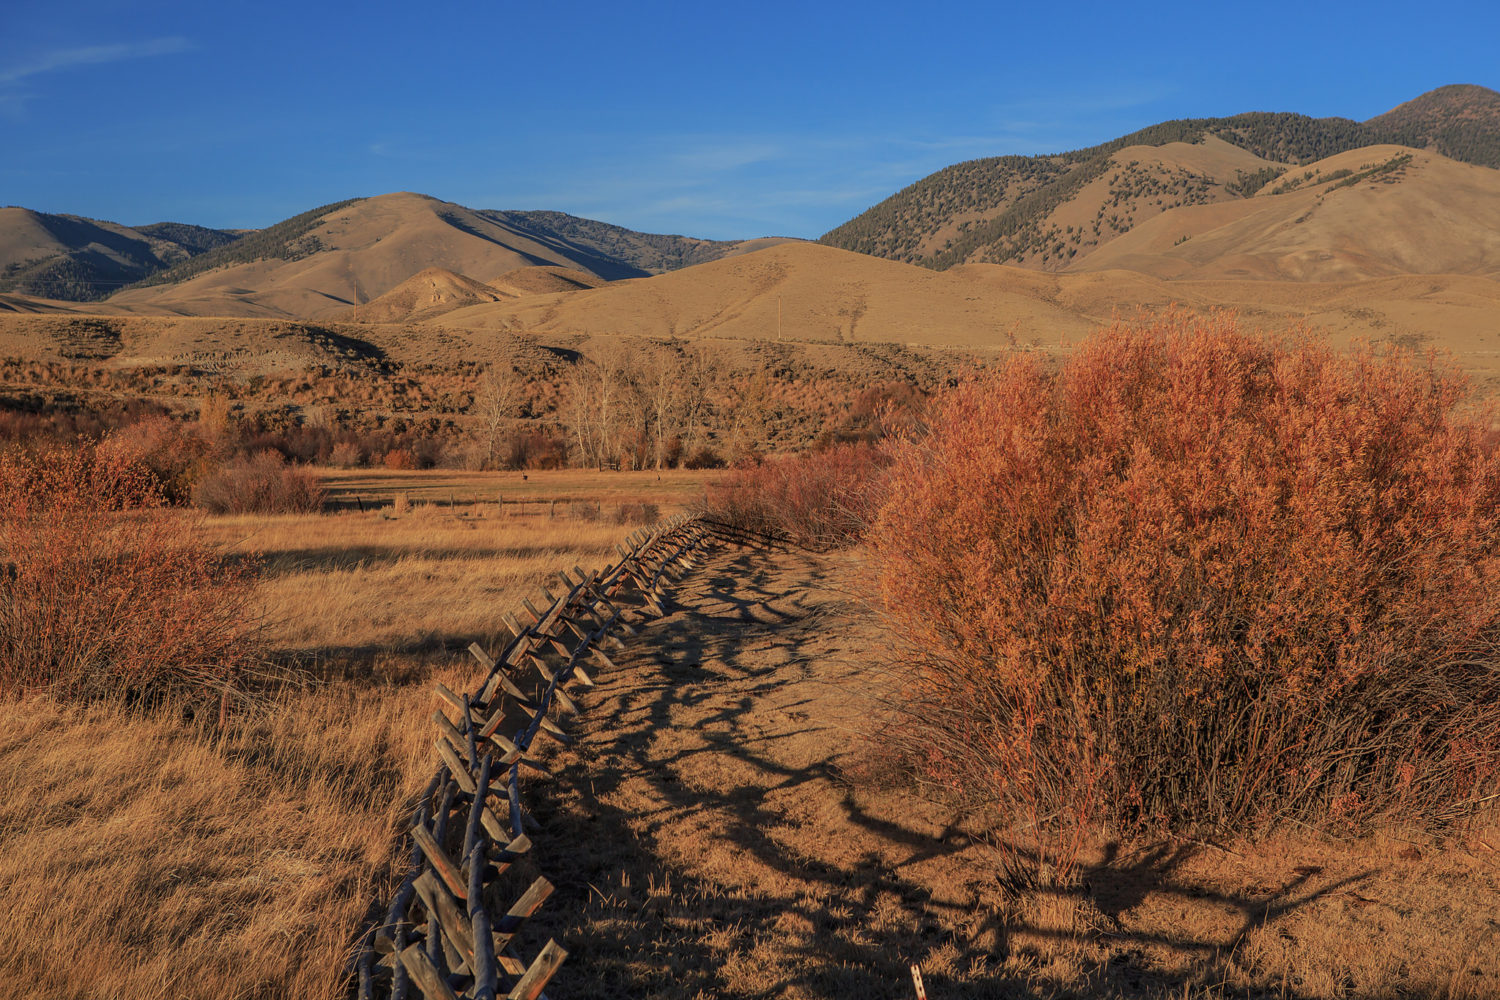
[3,1,1497,239]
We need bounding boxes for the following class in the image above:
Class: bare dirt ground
[520,541,1500,1000]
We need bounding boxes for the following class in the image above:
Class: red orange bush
[872,313,1500,842]
[702,441,890,548]
[98,415,216,503]
[192,451,325,515]
[0,444,260,700]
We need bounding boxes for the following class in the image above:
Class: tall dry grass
[872,313,1500,855]
[0,679,434,1000]
[0,499,636,999]
[204,508,632,653]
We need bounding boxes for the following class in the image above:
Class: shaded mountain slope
[0,208,243,301]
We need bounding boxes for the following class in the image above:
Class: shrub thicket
[702,442,890,549]
[99,416,216,503]
[0,445,259,700]
[872,313,1500,846]
[192,451,325,515]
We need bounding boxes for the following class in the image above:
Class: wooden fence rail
[354,513,714,1000]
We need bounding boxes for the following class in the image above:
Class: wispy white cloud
[463,112,1168,238]
[0,37,193,86]
[671,140,786,173]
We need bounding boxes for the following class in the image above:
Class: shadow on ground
[513,544,1413,1000]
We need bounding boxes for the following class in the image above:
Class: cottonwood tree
[674,346,718,458]
[567,340,733,469]
[475,364,521,469]
[565,340,643,468]
[724,370,773,460]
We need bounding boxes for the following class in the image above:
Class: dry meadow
[0,485,658,1000]
[2,464,1498,1000]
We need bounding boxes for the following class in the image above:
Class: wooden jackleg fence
[355,513,714,1000]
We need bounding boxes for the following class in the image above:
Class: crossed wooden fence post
[355,514,713,999]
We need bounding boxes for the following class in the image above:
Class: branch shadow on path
[517,543,1399,1000]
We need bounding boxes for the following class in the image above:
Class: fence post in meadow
[361,513,721,998]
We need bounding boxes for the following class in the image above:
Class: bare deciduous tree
[475,365,520,469]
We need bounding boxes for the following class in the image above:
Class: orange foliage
[382,447,417,470]
[703,442,889,548]
[873,312,1500,840]
[0,444,260,700]
[192,451,325,515]
[98,415,216,503]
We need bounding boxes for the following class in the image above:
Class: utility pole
[777,296,782,342]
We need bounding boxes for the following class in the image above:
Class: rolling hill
[486,265,608,297]
[426,240,1500,392]
[1073,146,1500,281]
[95,195,795,320]
[0,208,242,301]
[103,193,645,319]
[436,241,1096,347]
[0,196,794,317]
[339,267,509,324]
[480,210,797,274]
[823,84,1500,271]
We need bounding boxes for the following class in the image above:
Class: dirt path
[521,542,1008,999]
[517,540,1500,1000]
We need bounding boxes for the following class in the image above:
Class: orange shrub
[872,313,1500,841]
[192,451,325,515]
[702,441,889,548]
[0,444,259,700]
[382,447,417,470]
[98,415,216,503]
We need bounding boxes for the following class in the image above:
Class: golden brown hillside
[104,193,639,320]
[931,137,1281,271]
[487,265,608,298]
[0,207,242,301]
[421,241,1500,391]
[441,241,1098,347]
[0,291,80,315]
[338,266,507,324]
[1072,147,1500,280]
[823,85,1500,271]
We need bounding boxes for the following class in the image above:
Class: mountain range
[0,195,790,312]
[821,84,1500,270]
[1,84,1498,356]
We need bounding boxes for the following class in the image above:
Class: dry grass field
[314,467,711,515]
[0,487,646,1000]
[1,469,1498,999]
